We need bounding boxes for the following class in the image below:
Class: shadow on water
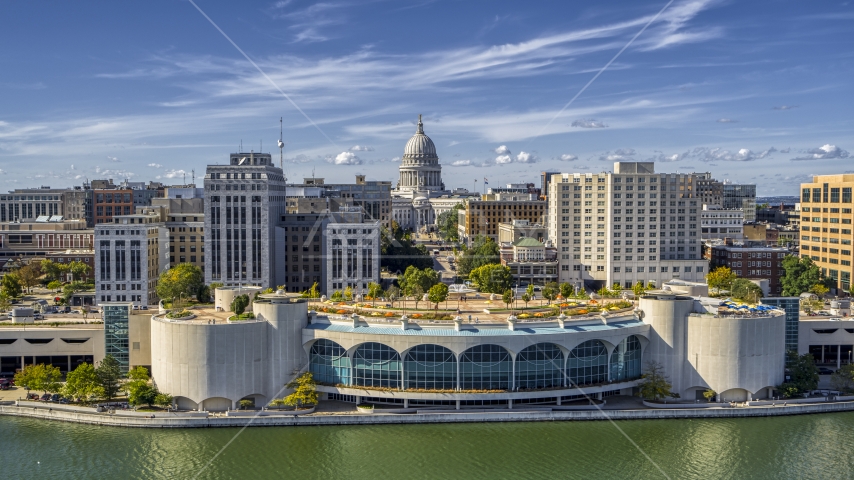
[4,413,854,479]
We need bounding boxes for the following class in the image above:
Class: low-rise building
[500,237,558,287]
[498,219,547,244]
[709,241,790,296]
[701,206,743,241]
[458,198,546,245]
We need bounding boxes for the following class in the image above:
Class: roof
[306,319,647,337]
[513,237,544,247]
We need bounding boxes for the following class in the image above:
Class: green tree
[14,364,62,394]
[330,290,343,302]
[128,383,159,408]
[778,351,819,397]
[47,280,62,291]
[468,264,511,294]
[67,260,91,282]
[636,361,676,401]
[209,282,224,291]
[810,283,829,297]
[611,282,623,295]
[154,393,174,409]
[646,281,656,290]
[343,286,354,301]
[428,283,449,311]
[305,282,321,299]
[196,284,212,303]
[40,259,68,282]
[231,294,249,315]
[542,282,558,305]
[831,364,854,394]
[380,221,434,273]
[706,266,736,295]
[731,278,763,302]
[1,273,23,298]
[457,235,500,276]
[17,262,42,293]
[367,282,384,306]
[156,263,204,305]
[410,284,425,310]
[283,372,319,409]
[502,289,514,309]
[559,282,573,299]
[0,291,11,312]
[96,355,124,400]
[436,203,464,241]
[597,286,612,298]
[781,256,823,296]
[631,281,647,297]
[702,389,716,402]
[398,266,440,294]
[238,399,254,410]
[63,363,104,403]
[521,292,532,308]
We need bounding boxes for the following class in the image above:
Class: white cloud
[572,119,608,128]
[95,167,135,178]
[494,145,511,155]
[559,154,578,161]
[692,146,778,162]
[773,105,798,110]
[595,148,636,162]
[106,155,120,162]
[329,151,362,165]
[69,164,75,170]
[159,169,187,179]
[613,148,636,156]
[645,150,689,162]
[147,163,162,168]
[791,144,850,161]
[495,155,513,164]
[716,118,737,123]
[390,156,401,162]
[451,159,472,167]
[349,145,374,152]
[515,151,537,163]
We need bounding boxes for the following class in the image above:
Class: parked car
[58,397,69,404]
[50,393,61,402]
[0,378,11,390]
[33,312,44,320]
[818,367,835,375]
[26,393,40,401]
[40,393,52,401]
[141,306,148,310]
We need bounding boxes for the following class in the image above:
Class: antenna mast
[192,169,195,185]
[277,117,284,170]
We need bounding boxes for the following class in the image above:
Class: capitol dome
[403,115,437,158]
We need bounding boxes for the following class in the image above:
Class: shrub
[384,312,395,317]
[335,309,348,314]
[165,310,192,319]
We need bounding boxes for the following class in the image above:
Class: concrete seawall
[4,401,854,428]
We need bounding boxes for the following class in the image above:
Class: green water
[2,413,854,479]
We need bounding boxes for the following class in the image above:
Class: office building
[498,219,547,244]
[0,218,93,261]
[709,241,790,296]
[288,176,392,229]
[458,198,546,245]
[203,151,287,289]
[723,183,757,222]
[548,162,707,292]
[761,297,800,354]
[499,237,559,287]
[799,174,854,293]
[153,198,205,274]
[701,206,744,241]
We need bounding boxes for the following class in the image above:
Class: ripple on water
[4,413,854,479]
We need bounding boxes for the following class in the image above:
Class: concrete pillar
[557,396,562,406]
[355,395,361,405]
[404,398,409,408]
[597,392,603,400]
[455,400,460,410]
[508,399,513,410]
[67,355,71,372]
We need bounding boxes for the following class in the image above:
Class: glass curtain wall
[352,342,401,388]
[609,336,642,382]
[403,344,457,390]
[459,345,512,390]
[567,340,608,386]
[103,304,130,373]
[309,339,351,385]
[515,343,564,390]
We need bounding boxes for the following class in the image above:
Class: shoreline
[4,400,854,428]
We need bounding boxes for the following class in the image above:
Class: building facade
[709,242,789,296]
[323,220,380,296]
[458,199,546,245]
[723,183,757,222]
[701,206,744,241]
[500,237,559,287]
[799,174,854,293]
[203,152,287,289]
[548,162,707,292]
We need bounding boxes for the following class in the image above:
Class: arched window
[309,339,350,386]
[516,343,564,390]
[567,340,608,386]
[609,336,642,382]
[352,342,401,388]
[404,344,456,391]
[459,345,512,390]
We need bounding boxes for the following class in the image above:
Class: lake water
[2,412,854,479]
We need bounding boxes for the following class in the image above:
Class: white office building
[548,162,707,291]
[701,206,744,241]
[323,221,380,296]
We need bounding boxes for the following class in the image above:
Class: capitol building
[391,116,475,231]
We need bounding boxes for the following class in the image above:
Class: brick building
[709,242,790,296]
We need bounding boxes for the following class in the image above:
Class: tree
[468,264,511,294]
[521,292,532,309]
[646,281,656,290]
[156,263,204,305]
[95,355,124,400]
[398,266,439,295]
[559,282,573,299]
[128,383,159,408]
[611,282,623,294]
[731,278,763,303]
[636,361,676,401]
[526,284,535,299]
[428,283,449,311]
[343,286,354,301]
[502,289,514,309]
[0,291,10,312]
[283,372,319,409]
[154,393,174,409]
[238,399,254,410]
[67,261,91,282]
[209,282,224,291]
[781,256,823,296]
[541,282,558,305]
[41,259,68,282]
[1,273,22,298]
[14,364,62,394]
[303,282,321,299]
[380,221,434,273]
[411,284,425,310]
[330,290,343,302]
[231,294,249,315]
[17,263,42,293]
[702,389,716,402]
[706,266,736,295]
[63,363,104,403]
[457,235,500,276]
[831,364,854,394]
[631,281,647,297]
[196,284,211,303]
[386,285,400,308]
[437,203,464,241]
[810,283,829,298]
[367,282,384,306]
[779,351,819,397]
[47,280,62,291]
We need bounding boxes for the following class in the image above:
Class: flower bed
[165,310,194,319]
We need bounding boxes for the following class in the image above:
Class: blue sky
[0,0,852,195]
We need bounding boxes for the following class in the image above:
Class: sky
[0,0,852,196]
